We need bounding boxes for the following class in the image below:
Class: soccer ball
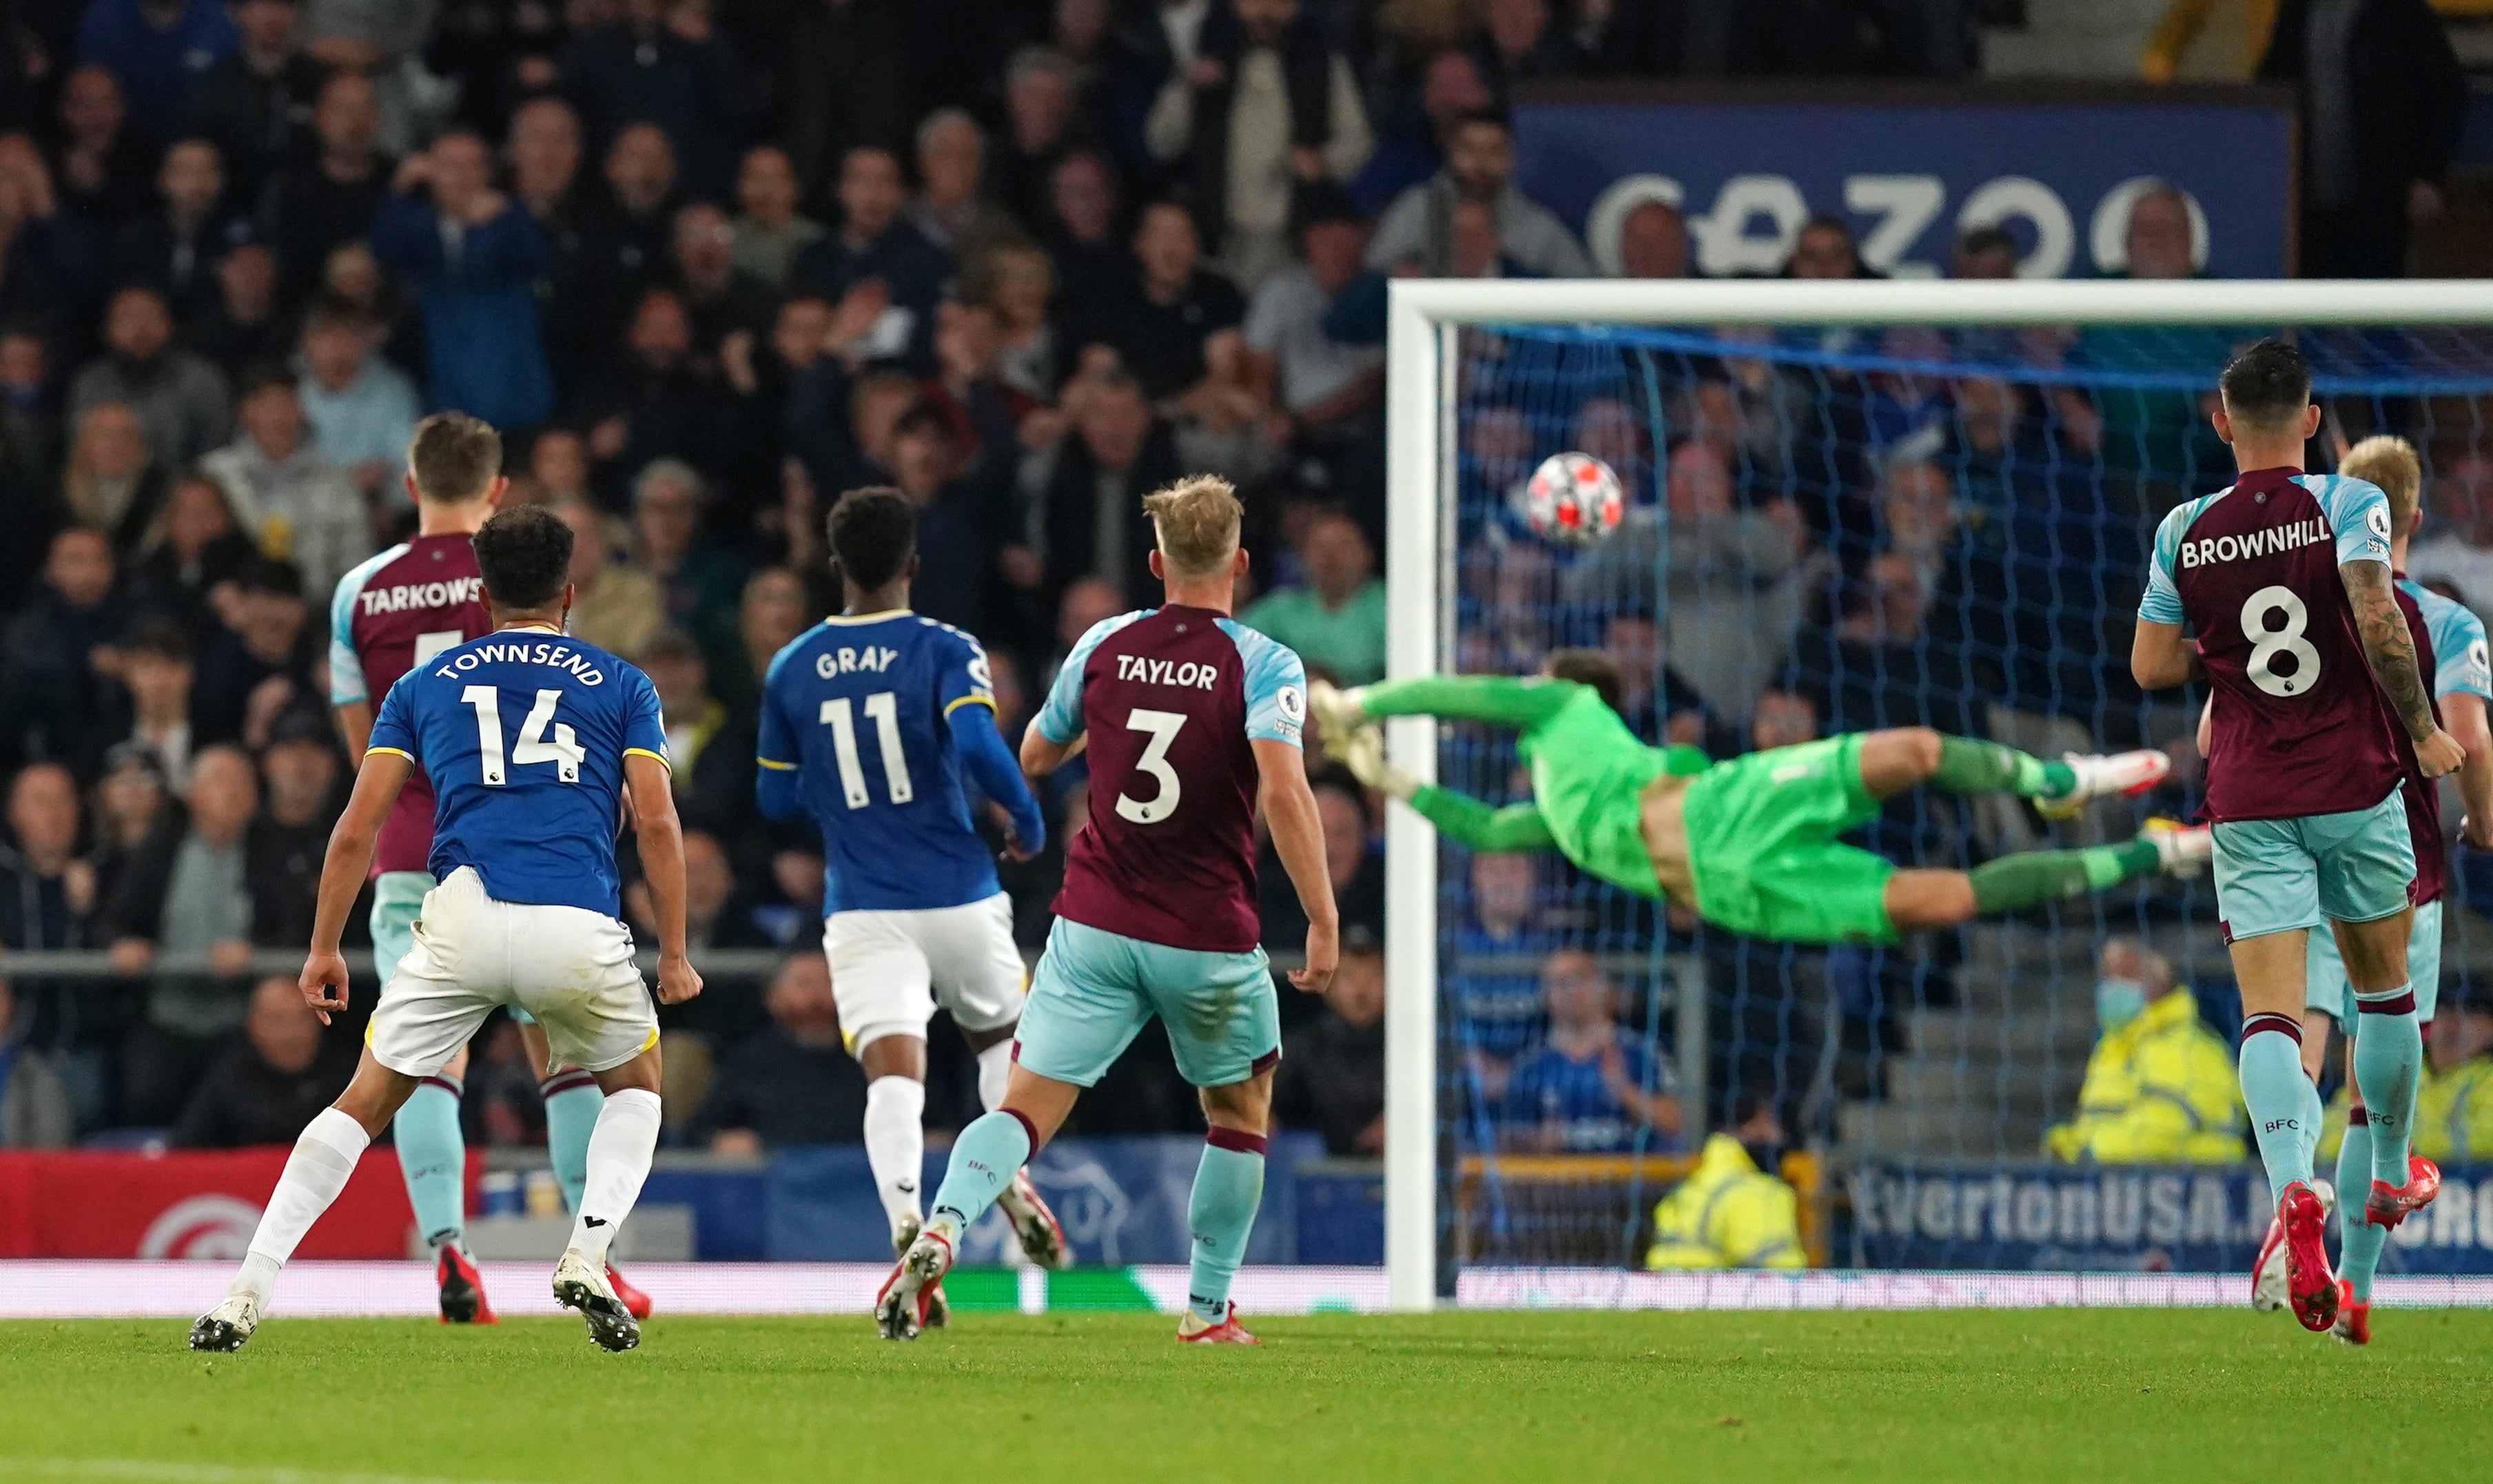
[1523,452,1625,548]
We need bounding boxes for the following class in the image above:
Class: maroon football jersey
[2394,581,2448,907]
[2151,468,2405,823]
[1038,606,1308,954]
[328,533,493,875]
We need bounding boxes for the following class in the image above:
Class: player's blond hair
[1142,475,1242,578]
[2342,435,2424,540]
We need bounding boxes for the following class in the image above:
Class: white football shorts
[368,866,658,1078]
[821,892,1027,1053]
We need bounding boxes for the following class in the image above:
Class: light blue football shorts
[2305,897,2442,1024]
[2211,787,2414,944]
[371,869,535,1025]
[1014,918,1280,1090]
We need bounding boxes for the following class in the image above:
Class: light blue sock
[2336,1111,2385,1302]
[1187,1133,1267,1323]
[541,1071,604,1214]
[2239,1017,2316,1207]
[2351,987,2423,1190]
[929,1110,1034,1231]
[394,1075,467,1252]
[2297,1063,2327,1175]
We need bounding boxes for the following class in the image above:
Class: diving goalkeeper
[1313,655,2210,944]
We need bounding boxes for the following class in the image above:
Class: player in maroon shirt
[2133,341,2462,1332]
[878,476,1338,1345]
[327,415,647,1325]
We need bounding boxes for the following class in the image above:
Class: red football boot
[874,1224,953,1341]
[2366,1154,2442,1230]
[2275,1182,2338,1333]
[2329,1280,2370,1346]
[606,1262,652,1321]
[435,1246,497,1325]
[1176,1302,1260,1345]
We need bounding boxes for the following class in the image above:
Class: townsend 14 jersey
[366,625,666,918]
[1034,604,1305,954]
[330,534,493,875]
[2141,468,2406,823]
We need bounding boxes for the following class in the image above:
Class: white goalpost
[1380,276,2493,1313]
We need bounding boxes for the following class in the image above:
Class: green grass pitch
[3,1309,2488,1483]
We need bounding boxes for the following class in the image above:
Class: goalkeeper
[1313,655,2210,945]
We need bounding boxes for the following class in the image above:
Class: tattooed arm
[2342,558,2466,777]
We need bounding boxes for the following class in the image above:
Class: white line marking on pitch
[6,1459,540,1484]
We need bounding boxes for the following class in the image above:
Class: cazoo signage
[1514,85,2294,281]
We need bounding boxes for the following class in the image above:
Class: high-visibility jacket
[2320,1053,2493,1165]
[2044,989,2246,1164]
[1644,1134,1805,1270]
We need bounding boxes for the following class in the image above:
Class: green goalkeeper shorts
[1679,734,1899,945]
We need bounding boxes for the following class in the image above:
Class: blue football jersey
[366,624,666,918]
[758,612,1005,914]
[2403,575,2493,705]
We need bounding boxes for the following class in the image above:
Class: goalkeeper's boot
[2251,1177,2331,1314]
[876,1221,954,1341]
[2143,818,2214,877]
[552,1249,639,1352]
[892,1217,950,1330]
[996,1169,1071,1270]
[2036,748,2171,820]
[187,1292,260,1352]
[2366,1154,2442,1230]
[2329,1281,2371,1346]
[1304,679,1369,741]
[1176,1302,1259,1346]
[606,1261,652,1321]
[2275,1181,2339,1333]
[435,1244,497,1325]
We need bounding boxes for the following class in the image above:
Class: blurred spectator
[257,70,392,299]
[2414,994,2493,1162]
[1020,369,1183,608]
[1261,771,1383,945]
[882,402,997,635]
[79,1,240,148]
[371,128,556,431]
[1273,926,1385,1155]
[61,400,169,551]
[687,953,868,1153]
[1365,112,1589,278]
[1240,508,1385,683]
[116,138,245,325]
[1750,688,1820,752]
[559,0,750,201]
[300,0,442,157]
[247,707,340,949]
[127,475,258,632]
[70,286,234,477]
[1043,150,1134,336]
[296,298,420,506]
[574,284,739,493]
[0,977,76,1147]
[556,498,665,661]
[1951,224,2019,280]
[2044,938,2244,1164]
[116,619,197,788]
[641,625,730,783]
[1349,47,1492,216]
[997,46,1083,233]
[1473,0,1588,85]
[1085,200,1244,400]
[630,457,746,673]
[184,0,323,208]
[0,762,96,1139]
[908,108,1016,260]
[729,143,823,287]
[0,330,60,550]
[978,240,1068,401]
[52,63,153,225]
[1643,1093,1805,1270]
[85,745,171,914]
[167,972,348,1146]
[669,200,774,358]
[2408,452,2493,626]
[779,0,912,212]
[105,743,261,1125]
[728,564,812,715]
[1500,949,1676,1153]
[2261,0,2464,278]
[1617,198,1692,280]
[791,145,949,371]
[201,368,372,597]
[3,526,125,769]
[1448,852,1553,1095]
[192,559,314,746]
[1145,0,1372,290]
[1242,191,1384,434]
[1784,212,1874,279]
[1787,549,1977,736]
[187,242,291,377]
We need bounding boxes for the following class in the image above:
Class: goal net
[1377,280,2493,1309]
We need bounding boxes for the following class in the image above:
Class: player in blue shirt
[191,506,702,1356]
[757,487,1066,1294]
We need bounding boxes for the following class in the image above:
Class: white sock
[568,1087,662,1268]
[864,1075,928,1240]
[234,1107,370,1303]
[976,1041,1013,1112]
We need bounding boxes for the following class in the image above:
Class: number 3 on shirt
[1116,708,1189,825]
[463,686,584,785]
